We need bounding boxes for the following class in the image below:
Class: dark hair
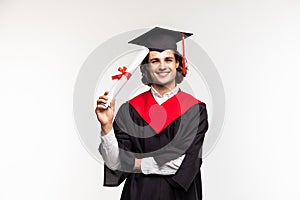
[140,50,187,86]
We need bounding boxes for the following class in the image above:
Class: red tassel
[181,32,187,76]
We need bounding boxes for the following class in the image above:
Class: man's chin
[152,82,174,89]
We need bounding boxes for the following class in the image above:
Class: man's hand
[95,91,116,135]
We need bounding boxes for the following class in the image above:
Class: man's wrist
[101,124,113,135]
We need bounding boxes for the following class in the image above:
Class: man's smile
[156,71,170,78]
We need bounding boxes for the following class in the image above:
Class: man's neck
[152,84,176,96]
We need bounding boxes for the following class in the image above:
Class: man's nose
[158,61,167,70]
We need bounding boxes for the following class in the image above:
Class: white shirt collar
[150,85,179,99]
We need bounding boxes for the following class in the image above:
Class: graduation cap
[128,27,193,75]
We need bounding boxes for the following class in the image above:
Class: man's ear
[176,61,179,68]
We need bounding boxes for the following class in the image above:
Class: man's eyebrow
[149,58,159,62]
[165,56,175,60]
[149,56,175,61]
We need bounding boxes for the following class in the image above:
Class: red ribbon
[111,66,131,80]
[182,32,187,76]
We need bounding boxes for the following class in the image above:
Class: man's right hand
[95,91,116,135]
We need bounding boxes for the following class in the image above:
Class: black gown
[101,89,209,200]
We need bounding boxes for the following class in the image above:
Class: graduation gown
[102,89,209,200]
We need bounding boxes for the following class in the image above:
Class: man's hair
[140,51,186,86]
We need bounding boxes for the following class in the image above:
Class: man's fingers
[98,91,110,100]
[98,95,108,100]
[96,92,113,111]
[96,98,109,110]
[97,104,107,110]
[97,99,108,104]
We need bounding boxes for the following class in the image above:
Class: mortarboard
[128,27,193,75]
[128,27,193,52]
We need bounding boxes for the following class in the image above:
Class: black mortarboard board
[128,27,193,52]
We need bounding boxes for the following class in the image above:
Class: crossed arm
[99,128,185,175]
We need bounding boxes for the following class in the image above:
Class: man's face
[147,50,179,89]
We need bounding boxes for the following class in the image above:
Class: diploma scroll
[103,48,149,108]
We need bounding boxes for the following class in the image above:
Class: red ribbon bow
[111,66,131,80]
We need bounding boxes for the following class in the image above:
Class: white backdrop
[1,0,299,199]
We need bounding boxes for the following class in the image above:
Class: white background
[1,0,300,199]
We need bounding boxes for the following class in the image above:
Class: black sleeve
[103,165,126,187]
[157,103,209,191]
[101,103,136,186]
[113,118,136,172]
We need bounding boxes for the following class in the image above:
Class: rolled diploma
[103,48,149,108]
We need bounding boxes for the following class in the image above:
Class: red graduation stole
[129,90,201,134]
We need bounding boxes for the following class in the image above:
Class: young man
[95,27,209,200]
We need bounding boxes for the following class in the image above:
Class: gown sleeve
[102,103,136,186]
[154,103,209,191]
